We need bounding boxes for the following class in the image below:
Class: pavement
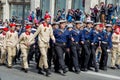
[0,54,120,80]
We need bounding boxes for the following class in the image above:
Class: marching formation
[0,14,120,77]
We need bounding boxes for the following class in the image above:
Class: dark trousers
[89,43,99,69]
[65,48,72,70]
[70,42,81,70]
[16,49,21,60]
[100,43,108,68]
[29,45,35,60]
[54,43,66,70]
[47,44,55,69]
[14,49,21,64]
[35,44,40,69]
[82,41,91,69]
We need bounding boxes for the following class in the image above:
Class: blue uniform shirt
[91,30,100,44]
[69,28,82,42]
[54,29,69,43]
[101,30,113,49]
[81,27,93,42]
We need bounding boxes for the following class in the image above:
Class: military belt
[102,41,108,44]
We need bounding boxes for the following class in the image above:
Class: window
[40,0,50,17]
[54,0,66,16]
[72,0,84,10]
[10,4,30,20]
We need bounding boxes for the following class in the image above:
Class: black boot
[75,68,81,74]
[81,68,88,72]
[38,68,45,75]
[0,63,6,66]
[63,68,68,74]
[95,68,99,72]
[12,57,17,65]
[7,65,12,69]
[45,69,51,77]
[115,64,120,69]
[95,65,99,72]
[24,68,28,73]
[21,68,25,71]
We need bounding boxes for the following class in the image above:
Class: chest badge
[44,28,47,32]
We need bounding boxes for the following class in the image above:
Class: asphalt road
[0,54,120,80]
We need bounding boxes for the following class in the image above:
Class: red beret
[25,25,31,29]
[44,15,51,19]
[9,23,16,27]
[3,27,9,32]
[99,24,103,28]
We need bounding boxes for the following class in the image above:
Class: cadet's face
[95,25,100,30]
[60,23,66,29]
[107,27,112,32]
[80,26,83,30]
[87,23,91,28]
[68,27,73,31]
[45,18,50,23]
[90,23,93,27]
[53,25,58,29]
[76,24,81,29]
[115,28,119,33]
[26,28,31,32]
[99,27,103,32]
[11,26,15,31]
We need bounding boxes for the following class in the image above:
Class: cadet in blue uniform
[69,21,83,74]
[47,22,59,69]
[99,24,113,71]
[54,20,69,74]
[81,20,93,71]
[64,23,73,72]
[89,23,101,72]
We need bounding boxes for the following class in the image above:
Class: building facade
[1,0,30,21]
[0,0,117,22]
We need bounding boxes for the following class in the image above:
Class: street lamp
[22,0,25,27]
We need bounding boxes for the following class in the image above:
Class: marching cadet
[53,20,69,75]
[26,22,35,62]
[19,25,35,73]
[52,22,59,30]
[90,23,101,72]
[111,27,120,69]
[47,22,59,69]
[81,20,93,71]
[28,15,55,76]
[0,27,9,65]
[99,24,113,71]
[64,23,73,72]
[15,23,22,62]
[69,21,83,74]
[5,23,18,68]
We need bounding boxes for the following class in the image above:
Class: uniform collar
[74,27,79,31]
[2,32,6,36]
[25,32,30,35]
[115,32,119,35]
[10,30,15,33]
[94,30,99,34]
[73,28,80,34]
[59,29,65,33]
[43,22,49,27]
[84,27,91,32]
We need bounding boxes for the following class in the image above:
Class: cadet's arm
[50,27,55,43]
[29,26,41,43]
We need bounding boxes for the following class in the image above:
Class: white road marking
[82,71,120,80]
